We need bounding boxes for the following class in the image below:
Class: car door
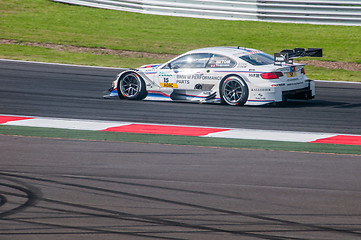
[157,53,211,90]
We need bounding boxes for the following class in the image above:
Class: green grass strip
[1,125,360,155]
[0,44,162,69]
[1,0,360,81]
[305,65,361,83]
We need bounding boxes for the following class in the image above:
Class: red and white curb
[1,114,361,145]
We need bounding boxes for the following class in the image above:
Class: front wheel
[117,72,147,100]
[220,76,248,106]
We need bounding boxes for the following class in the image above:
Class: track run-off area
[1,59,361,239]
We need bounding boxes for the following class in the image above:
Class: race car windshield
[240,53,274,66]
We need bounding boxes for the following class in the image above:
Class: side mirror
[167,63,172,69]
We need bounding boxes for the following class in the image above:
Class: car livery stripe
[173,93,220,100]
[1,114,361,145]
[147,91,171,98]
[214,70,265,73]
[248,100,274,102]
[140,64,160,68]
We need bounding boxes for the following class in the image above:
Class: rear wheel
[220,76,248,106]
[117,72,147,100]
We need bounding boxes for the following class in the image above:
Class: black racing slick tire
[117,72,147,100]
[220,75,248,106]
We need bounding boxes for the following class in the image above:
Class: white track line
[3,118,130,131]
[0,58,124,70]
[205,129,336,142]
[1,59,360,84]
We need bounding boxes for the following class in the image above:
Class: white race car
[104,46,322,106]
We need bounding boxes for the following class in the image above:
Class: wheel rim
[121,73,141,98]
[222,78,245,104]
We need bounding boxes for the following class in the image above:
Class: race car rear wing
[274,48,322,65]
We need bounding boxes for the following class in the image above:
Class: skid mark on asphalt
[0,176,41,219]
[1,172,361,240]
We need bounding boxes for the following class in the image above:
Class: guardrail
[53,0,361,26]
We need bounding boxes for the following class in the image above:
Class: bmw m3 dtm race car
[104,46,322,106]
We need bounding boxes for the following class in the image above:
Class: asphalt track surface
[0,59,360,134]
[1,60,361,240]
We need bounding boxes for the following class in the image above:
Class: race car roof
[186,46,263,57]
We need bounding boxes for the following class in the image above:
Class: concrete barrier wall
[52,0,361,26]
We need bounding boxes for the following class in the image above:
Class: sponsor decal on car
[255,93,266,100]
[160,83,178,88]
[176,80,190,84]
[286,72,297,78]
[287,82,304,86]
[272,83,286,87]
[159,72,173,77]
[249,73,260,78]
[202,75,222,80]
[214,60,232,67]
[251,88,272,92]
[176,74,222,81]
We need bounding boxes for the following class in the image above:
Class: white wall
[53,0,361,26]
